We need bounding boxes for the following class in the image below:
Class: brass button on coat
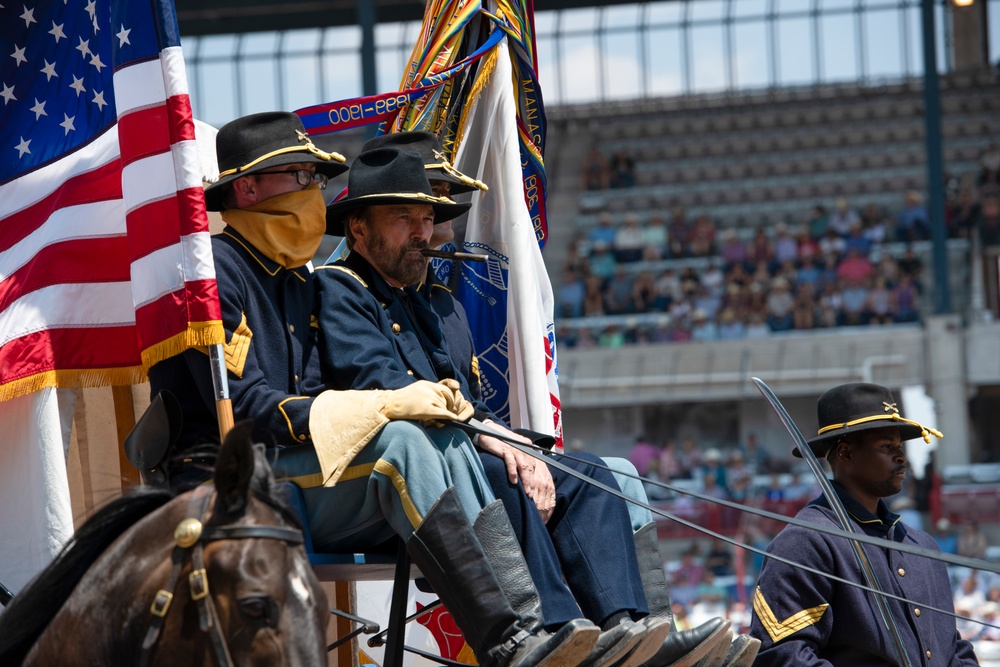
[392,323,401,334]
[897,568,905,576]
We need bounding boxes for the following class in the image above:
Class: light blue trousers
[274,421,495,552]
[603,456,655,531]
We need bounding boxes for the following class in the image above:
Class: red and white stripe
[0,46,221,398]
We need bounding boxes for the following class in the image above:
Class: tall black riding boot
[632,523,732,667]
[474,499,643,667]
[407,489,599,667]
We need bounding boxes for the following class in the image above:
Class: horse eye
[239,597,277,627]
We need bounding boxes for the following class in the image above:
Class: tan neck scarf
[221,186,327,269]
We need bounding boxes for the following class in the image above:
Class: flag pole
[209,344,234,440]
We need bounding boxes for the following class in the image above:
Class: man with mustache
[749,382,978,666]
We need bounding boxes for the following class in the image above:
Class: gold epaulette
[316,265,368,288]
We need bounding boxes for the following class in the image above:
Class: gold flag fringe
[0,321,225,404]
[140,320,225,369]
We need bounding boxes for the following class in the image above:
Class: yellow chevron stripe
[753,586,828,643]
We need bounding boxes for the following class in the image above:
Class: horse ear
[214,421,255,516]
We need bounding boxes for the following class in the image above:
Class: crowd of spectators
[559,142,1000,349]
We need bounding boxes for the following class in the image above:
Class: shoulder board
[316,265,368,288]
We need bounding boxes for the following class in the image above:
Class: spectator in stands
[978,189,1000,247]
[583,275,606,316]
[581,146,609,190]
[588,241,617,281]
[676,439,702,479]
[705,539,734,577]
[807,205,829,240]
[957,521,989,560]
[717,308,745,340]
[836,247,875,284]
[797,225,820,263]
[614,213,645,262]
[604,267,634,314]
[948,188,980,238]
[773,222,798,265]
[589,212,617,247]
[866,277,896,325]
[763,475,785,503]
[844,221,872,256]
[598,323,626,348]
[667,206,690,258]
[689,215,717,257]
[932,518,958,555]
[702,261,724,298]
[746,311,771,339]
[897,245,924,284]
[679,267,701,299]
[876,254,901,287]
[748,226,774,266]
[643,214,668,261]
[795,256,822,292]
[818,227,846,259]
[703,449,728,494]
[766,277,795,332]
[691,310,718,342]
[575,328,598,349]
[660,441,680,479]
[609,148,636,188]
[632,271,657,313]
[642,458,672,501]
[829,198,861,237]
[896,190,929,241]
[720,228,748,269]
[628,435,661,477]
[672,548,705,607]
[840,277,870,326]
[979,141,1000,188]
[742,433,773,475]
[557,269,586,318]
[893,274,921,323]
[861,204,889,245]
[792,283,817,330]
[652,269,677,311]
[693,286,721,322]
[784,471,818,502]
[564,237,590,274]
[726,451,752,502]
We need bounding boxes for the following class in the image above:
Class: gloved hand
[381,379,474,423]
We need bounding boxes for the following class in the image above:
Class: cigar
[420,249,489,262]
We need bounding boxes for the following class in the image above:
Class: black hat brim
[793,420,926,458]
[204,150,349,212]
[325,194,470,236]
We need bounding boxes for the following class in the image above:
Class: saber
[752,377,912,667]
[420,249,489,262]
[447,418,1000,631]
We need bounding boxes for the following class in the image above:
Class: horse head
[0,423,329,667]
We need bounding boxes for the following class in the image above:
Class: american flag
[0,0,223,401]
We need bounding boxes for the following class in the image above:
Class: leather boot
[632,522,733,667]
[710,635,759,667]
[408,489,599,667]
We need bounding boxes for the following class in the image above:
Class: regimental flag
[0,0,223,401]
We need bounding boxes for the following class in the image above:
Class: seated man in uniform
[146,112,601,667]
[750,382,978,666]
[312,142,745,667]
[363,130,757,667]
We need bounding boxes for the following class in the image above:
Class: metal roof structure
[174,0,640,36]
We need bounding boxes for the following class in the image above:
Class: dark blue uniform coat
[750,481,978,666]
[149,228,316,454]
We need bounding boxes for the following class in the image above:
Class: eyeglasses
[254,169,328,190]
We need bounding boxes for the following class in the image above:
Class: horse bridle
[138,486,304,667]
